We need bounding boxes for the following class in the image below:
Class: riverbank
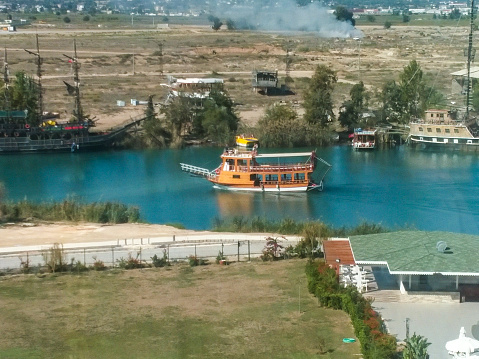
[0,222,288,248]
[0,222,213,248]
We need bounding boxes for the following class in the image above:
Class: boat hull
[212,183,320,192]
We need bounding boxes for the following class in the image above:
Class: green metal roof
[349,231,479,275]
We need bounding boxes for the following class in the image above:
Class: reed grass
[0,197,140,224]
[213,216,393,236]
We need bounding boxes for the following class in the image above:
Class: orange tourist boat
[180,148,331,192]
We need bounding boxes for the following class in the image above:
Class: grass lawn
[0,259,360,358]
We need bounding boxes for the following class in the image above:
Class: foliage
[72,260,89,273]
[402,333,431,359]
[42,243,67,273]
[367,15,376,22]
[161,96,195,148]
[335,6,355,26]
[195,89,239,144]
[306,260,397,358]
[142,95,170,148]
[0,197,140,224]
[215,250,226,264]
[63,16,71,23]
[225,18,235,30]
[117,253,146,269]
[339,81,369,130]
[303,65,337,127]
[257,103,334,147]
[402,14,410,22]
[188,255,208,266]
[91,257,106,271]
[83,15,90,21]
[300,222,327,258]
[207,15,222,30]
[384,21,392,29]
[0,72,40,125]
[151,250,169,267]
[260,237,285,261]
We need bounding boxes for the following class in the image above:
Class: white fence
[0,234,301,272]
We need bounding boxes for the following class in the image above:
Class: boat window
[436,128,441,133]
[445,128,450,133]
[281,174,292,182]
[294,173,305,181]
[237,159,247,167]
[467,140,473,144]
[454,129,459,133]
[233,175,240,179]
[427,128,432,132]
[418,127,423,131]
[266,174,278,182]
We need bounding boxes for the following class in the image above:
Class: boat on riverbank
[235,135,259,148]
[352,128,377,150]
[0,37,142,154]
[180,148,331,192]
[407,0,479,150]
[0,113,143,153]
[408,109,479,149]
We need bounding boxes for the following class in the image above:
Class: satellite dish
[436,241,447,253]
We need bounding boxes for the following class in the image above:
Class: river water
[1,145,479,234]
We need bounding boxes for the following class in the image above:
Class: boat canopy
[255,152,313,158]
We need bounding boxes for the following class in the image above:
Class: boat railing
[245,164,314,172]
[180,163,217,179]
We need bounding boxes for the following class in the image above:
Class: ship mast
[63,39,84,122]
[3,48,9,115]
[24,34,43,123]
[466,0,475,119]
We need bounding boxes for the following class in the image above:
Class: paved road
[374,301,479,359]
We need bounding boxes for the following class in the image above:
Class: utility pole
[3,48,10,114]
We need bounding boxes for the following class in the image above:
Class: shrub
[63,16,71,23]
[151,250,169,267]
[188,255,208,267]
[42,243,68,273]
[117,253,146,269]
[215,250,225,264]
[260,237,284,261]
[91,257,106,271]
[72,260,89,273]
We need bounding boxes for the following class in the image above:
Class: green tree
[9,72,39,125]
[335,6,355,26]
[403,14,410,22]
[339,82,369,130]
[449,8,461,20]
[399,60,425,121]
[225,18,236,30]
[367,15,376,22]
[384,20,392,29]
[143,96,170,148]
[83,15,90,21]
[208,15,222,30]
[161,96,195,147]
[63,16,71,23]
[194,90,238,144]
[303,65,337,127]
[402,333,430,359]
[377,80,402,123]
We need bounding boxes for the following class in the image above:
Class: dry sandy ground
[0,222,220,248]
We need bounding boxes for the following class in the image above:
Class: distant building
[252,70,278,95]
[161,76,224,106]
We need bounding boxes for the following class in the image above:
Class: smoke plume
[218,0,363,38]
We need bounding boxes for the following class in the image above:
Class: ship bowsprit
[180,163,216,179]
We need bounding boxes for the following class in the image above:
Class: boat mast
[63,39,84,122]
[466,0,475,119]
[24,34,43,123]
[3,48,9,115]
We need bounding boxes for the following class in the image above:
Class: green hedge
[306,260,398,359]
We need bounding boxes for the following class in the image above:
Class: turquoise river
[1,145,479,234]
